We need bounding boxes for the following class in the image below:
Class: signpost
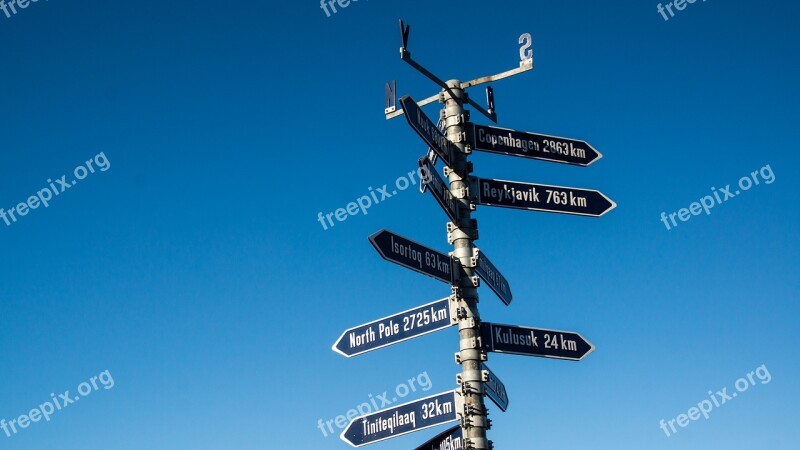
[336,20,613,450]
[473,248,512,306]
[481,322,595,361]
[468,123,602,167]
[414,425,463,450]
[340,390,461,447]
[332,298,455,357]
[482,364,509,412]
[400,96,454,167]
[419,156,459,222]
[474,177,616,217]
[369,229,454,284]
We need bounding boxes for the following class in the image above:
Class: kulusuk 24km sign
[332,20,614,449]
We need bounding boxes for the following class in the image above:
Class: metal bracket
[458,378,482,396]
[448,297,463,325]
[468,249,481,269]
[458,317,477,330]
[447,221,479,244]
[464,403,488,417]
[451,113,468,125]
[456,372,482,384]
[466,271,479,285]
[460,337,478,349]
[443,166,473,184]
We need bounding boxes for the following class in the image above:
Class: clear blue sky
[1,1,798,449]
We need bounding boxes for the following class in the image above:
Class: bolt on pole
[442,80,491,450]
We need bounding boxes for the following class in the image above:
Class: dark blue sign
[414,425,463,450]
[369,229,454,284]
[474,248,512,306]
[468,123,602,167]
[401,96,454,167]
[481,322,595,361]
[482,364,509,412]
[476,177,616,217]
[332,298,454,357]
[419,156,459,222]
[341,391,460,447]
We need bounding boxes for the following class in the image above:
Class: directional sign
[482,364,509,412]
[414,425,463,450]
[474,177,616,217]
[341,390,461,447]
[468,123,602,167]
[332,298,455,358]
[369,229,454,284]
[473,248,512,306]
[400,96,454,167]
[419,156,459,222]
[419,149,439,194]
[481,322,595,361]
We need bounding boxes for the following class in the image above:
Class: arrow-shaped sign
[419,156,459,222]
[332,298,456,357]
[481,322,595,361]
[473,248,512,306]
[474,177,616,217]
[414,425,463,450]
[482,364,509,412]
[467,123,602,167]
[369,229,455,284]
[400,96,454,167]
[341,390,461,447]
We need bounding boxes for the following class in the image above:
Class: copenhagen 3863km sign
[333,19,614,449]
[468,123,602,167]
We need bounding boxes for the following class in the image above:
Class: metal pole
[442,80,491,450]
